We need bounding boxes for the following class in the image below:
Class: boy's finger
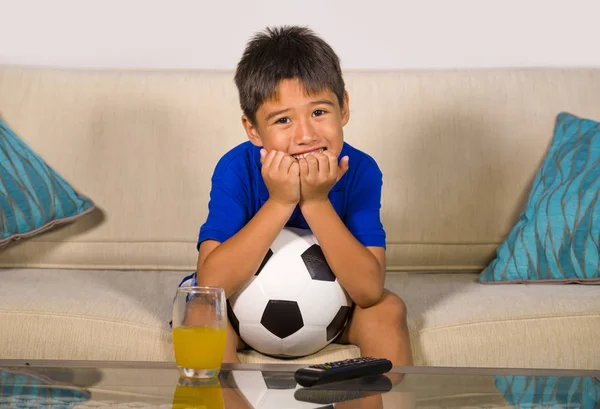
[306,154,319,177]
[337,156,349,182]
[289,161,300,178]
[271,151,286,171]
[259,148,267,164]
[280,154,295,172]
[262,149,276,169]
[298,157,309,177]
[323,150,337,179]
[315,153,329,176]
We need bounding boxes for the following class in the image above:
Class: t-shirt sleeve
[344,157,386,249]
[197,154,250,249]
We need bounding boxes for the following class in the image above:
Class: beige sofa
[0,66,598,369]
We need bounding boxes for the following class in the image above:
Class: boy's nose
[294,119,318,144]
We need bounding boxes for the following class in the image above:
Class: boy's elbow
[354,286,384,309]
[352,263,385,308]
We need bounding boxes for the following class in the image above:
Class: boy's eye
[275,117,290,124]
[313,109,326,117]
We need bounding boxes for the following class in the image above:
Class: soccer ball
[224,370,324,409]
[227,227,353,358]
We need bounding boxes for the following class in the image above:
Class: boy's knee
[380,290,408,323]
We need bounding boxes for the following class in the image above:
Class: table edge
[0,359,598,378]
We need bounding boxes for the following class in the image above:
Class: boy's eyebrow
[265,108,290,122]
[264,100,335,122]
[310,100,335,107]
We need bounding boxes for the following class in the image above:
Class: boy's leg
[223,318,245,363]
[331,291,415,409]
[336,290,413,367]
[334,394,384,409]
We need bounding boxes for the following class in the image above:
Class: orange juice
[172,326,227,369]
[172,383,224,409]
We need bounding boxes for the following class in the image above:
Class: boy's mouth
[292,148,326,160]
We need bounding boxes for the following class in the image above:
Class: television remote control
[294,374,393,404]
[294,357,393,387]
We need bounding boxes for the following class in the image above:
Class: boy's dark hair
[234,25,345,125]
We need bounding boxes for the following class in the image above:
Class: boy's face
[242,79,349,161]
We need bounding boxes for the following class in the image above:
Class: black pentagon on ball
[255,248,273,276]
[226,300,240,335]
[326,305,352,341]
[261,371,298,389]
[301,244,335,281]
[260,300,303,338]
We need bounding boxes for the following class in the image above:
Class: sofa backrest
[1,66,600,273]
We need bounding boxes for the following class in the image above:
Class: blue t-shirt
[198,141,386,249]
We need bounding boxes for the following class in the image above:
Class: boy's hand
[260,149,300,206]
[299,151,349,205]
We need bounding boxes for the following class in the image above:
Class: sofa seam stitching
[0,310,171,333]
[418,312,600,334]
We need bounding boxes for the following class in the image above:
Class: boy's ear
[242,115,263,147]
[341,90,350,126]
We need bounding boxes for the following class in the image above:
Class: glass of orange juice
[172,286,227,379]
[171,376,224,409]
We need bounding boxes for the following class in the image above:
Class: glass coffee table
[0,360,598,408]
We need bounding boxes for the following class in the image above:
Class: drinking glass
[172,286,227,379]
[171,376,224,409]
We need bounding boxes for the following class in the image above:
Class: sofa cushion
[386,272,599,369]
[1,269,597,369]
[3,67,600,273]
[0,118,95,248]
[480,112,600,284]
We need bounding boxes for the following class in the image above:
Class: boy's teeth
[293,148,324,159]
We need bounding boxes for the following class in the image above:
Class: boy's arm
[299,151,385,308]
[300,200,385,308]
[196,199,295,297]
[196,150,300,298]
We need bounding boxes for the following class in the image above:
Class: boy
[187,25,413,366]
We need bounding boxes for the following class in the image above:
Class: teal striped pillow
[0,368,91,407]
[494,375,600,408]
[480,112,600,283]
[0,118,95,248]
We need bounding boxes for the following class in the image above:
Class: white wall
[1,0,599,70]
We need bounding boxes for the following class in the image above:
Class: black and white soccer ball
[226,370,327,409]
[227,227,353,358]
